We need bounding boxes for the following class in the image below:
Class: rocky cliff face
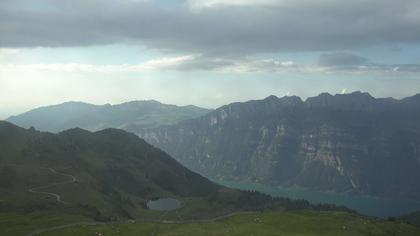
[138,92,420,200]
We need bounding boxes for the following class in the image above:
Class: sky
[1,0,420,119]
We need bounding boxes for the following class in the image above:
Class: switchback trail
[0,164,76,204]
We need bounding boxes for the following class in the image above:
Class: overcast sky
[1,0,420,119]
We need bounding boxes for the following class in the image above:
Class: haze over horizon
[1,0,420,119]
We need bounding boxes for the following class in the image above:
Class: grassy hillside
[22,211,420,236]
[0,121,223,221]
[0,211,90,236]
[398,211,420,227]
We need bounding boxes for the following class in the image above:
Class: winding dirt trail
[0,164,76,204]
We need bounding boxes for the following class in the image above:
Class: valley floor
[9,210,420,236]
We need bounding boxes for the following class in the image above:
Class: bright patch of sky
[0,45,164,65]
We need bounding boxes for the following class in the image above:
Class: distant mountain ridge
[137,92,420,200]
[6,100,211,133]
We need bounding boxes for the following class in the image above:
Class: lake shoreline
[212,178,420,218]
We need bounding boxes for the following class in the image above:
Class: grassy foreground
[0,211,90,236]
[31,210,420,236]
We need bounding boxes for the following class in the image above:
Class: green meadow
[15,210,419,236]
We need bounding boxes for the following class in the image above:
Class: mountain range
[6,92,420,201]
[6,100,211,133]
[136,92,420,200]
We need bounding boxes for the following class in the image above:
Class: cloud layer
[0,55,195,72]
[1,0,420,56]
[2,53,419,74]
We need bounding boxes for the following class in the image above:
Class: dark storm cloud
[317,52,420,73]
[318,53,368,67]
[1,0,420,56]
[170,52,420,74]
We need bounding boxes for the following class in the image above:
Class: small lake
[214,179,420,218]
[147,197,182,211]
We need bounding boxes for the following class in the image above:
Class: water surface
[147,197,182,211]
[214,179,420,217]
